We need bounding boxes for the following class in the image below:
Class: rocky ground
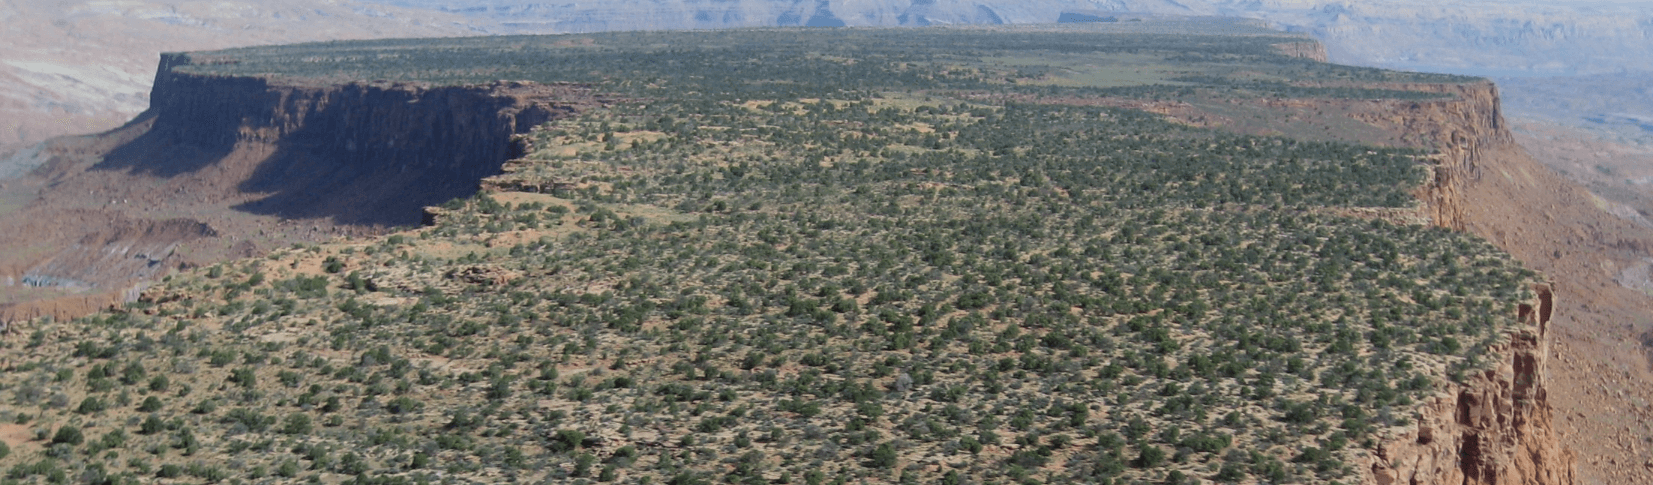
[1496,118,1653,485]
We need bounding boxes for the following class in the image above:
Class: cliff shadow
[88,81,577,227]
[227,136,510,227]
[86,106,453,227]
[93,75,281,178]
[225,83,567,226]
[91,113,238,178]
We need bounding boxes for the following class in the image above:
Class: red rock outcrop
[1366,284,1575,485]
[1341,82,1510,232]
[1339,76,1653,485]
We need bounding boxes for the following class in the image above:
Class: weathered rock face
[1339,78,1588,485]
[1366,284,1576,485]
[1304,59,1653,485]
[0,54,605,324]
[126,53,601,225]
[1271,40,1328,62]
[1346,81,1513,232]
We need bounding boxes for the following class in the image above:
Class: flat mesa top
[9,14,1543,485]
[168,20,1477,92]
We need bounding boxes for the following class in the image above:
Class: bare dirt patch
[0,423,37,453]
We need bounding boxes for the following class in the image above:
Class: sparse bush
[75,396,107,414]
[866,442,897,469]
[550,429,585,453]
[282,413,313,435]
[51,426,83,445]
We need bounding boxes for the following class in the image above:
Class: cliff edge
[1366,284,1575,485]
[132,52,605,225]
[1351,79,1645,484]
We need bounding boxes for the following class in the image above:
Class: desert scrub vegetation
[0,23,1530,485]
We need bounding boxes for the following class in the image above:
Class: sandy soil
[0,423,37,453]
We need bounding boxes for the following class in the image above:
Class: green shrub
[282,413,314,435]
[550,429,585,453]
[50,426,83,445]
[137,395,163,412]
[1134,444,1165,468]
[75,396,107,414]
[276,459,300,478]
[229,367,256,388]
[866,442,897,469]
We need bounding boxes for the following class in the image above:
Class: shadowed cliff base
[222,84,587,225]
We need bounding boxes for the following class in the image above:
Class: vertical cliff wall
[117,53,604,225]
[1352,81,1581,485]
[1271,40,1329,62]
[1346,82,1511,232]
[1366,285,1575,485]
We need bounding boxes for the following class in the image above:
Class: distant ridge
[1058,12,1119,23]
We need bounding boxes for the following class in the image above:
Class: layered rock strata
[1365,284,1575,485]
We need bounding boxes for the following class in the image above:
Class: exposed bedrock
[1351,80,1592,485]
[1366,285,1575,485]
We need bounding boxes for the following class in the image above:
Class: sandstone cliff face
[1366,285,1575,485]
[1351,81,1580,485]
[1349,81,1513,232]
[1271,40,1328,62]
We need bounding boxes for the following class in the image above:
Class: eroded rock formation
[1344,81,1512,232]
[1329,70,1653,485]
[1366,284,1576,485]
